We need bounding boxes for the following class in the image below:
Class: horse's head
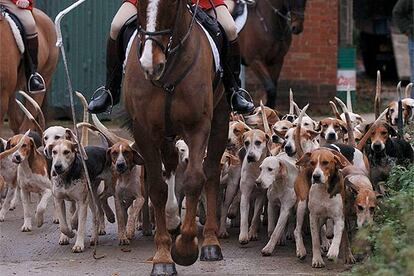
[288,0,306,35]
[137,0,183,80]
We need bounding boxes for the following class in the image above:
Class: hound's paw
[276,236,287,246]
[261,245,274,256]
[218,229,229,239]
[327,246,339,261]
[35,213,44,228]
[72,244,84,253]
[126,228,135,240]
[98,229,106,236]
[52,217,59,224]
[0,214,5,222]
[312,256,325,268]
[345,252,356,264]
[248,229,259,241]
[239,233,249,245]
[321,239,331,252]
[296,247,307,260]
[59,234,70,245]
[21,224,32,232]
[119,237,130,246]
[90,238,98,246]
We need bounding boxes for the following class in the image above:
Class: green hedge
[350,163,414,276]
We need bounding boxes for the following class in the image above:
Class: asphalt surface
[0,197,350,276]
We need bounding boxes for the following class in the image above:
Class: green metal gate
[35,0,120,118]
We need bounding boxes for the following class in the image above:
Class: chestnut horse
[239,0,307,108]
[0,7,58,136]
[124,0,228,274]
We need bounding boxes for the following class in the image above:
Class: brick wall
[246,0,338,114]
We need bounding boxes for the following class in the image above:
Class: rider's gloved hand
[15,0,30,9]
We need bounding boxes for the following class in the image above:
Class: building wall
[246,0,339,114]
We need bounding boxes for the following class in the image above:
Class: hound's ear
[296,152,312,167]
[334,154,349,169]
[70,142,79,153]
[46,143,56,159]
[106,148,112,167]
[278,162,287,176]
[133,150,145,165]
[339,120,348,133]
[385,123,397,137]
[6,139,11,150]
[307,129,320,140]
[364,123,373,135]
[65,128,78,142]
[315,122,322,132]
[344,176,358,196]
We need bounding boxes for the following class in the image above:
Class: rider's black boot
[26,36,46,94]
[223,39,254,114]
[88,38,122,114]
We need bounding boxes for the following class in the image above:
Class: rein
[137,0,202,142]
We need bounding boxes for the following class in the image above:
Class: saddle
[1,5,41,82]
[118,14,137,65]
[0,5,27,53]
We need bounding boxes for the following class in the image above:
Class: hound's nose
[327,132,336,141]
[12,154,21,163]
[247,154,255,163]
[272,135,280,143]
[54,164,63,174]
[312,173,321,183]
[116,162,127,173]
[372,142,383,152]
[255,178,261,186]
[285,145,293,156]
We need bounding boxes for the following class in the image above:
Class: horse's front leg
[201,96,229,261]
[250,60,277,109]
[171,121,211,266]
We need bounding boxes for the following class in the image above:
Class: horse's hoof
[150,263,177,276]
[199,245,223,261]
[171,235,199,266]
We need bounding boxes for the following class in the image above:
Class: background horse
[0,8,58,136]
[239,0,307,109]
[124,0,228,274]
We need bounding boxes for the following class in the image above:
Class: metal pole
[54,0,104,259]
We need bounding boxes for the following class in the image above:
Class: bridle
[137,0,200,62]
[262,0,305,23]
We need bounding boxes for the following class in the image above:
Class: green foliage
[350,164,414,276]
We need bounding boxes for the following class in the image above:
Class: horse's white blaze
[139,0,160,73]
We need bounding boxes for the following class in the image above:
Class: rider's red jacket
[11,0,33,10]
[124,0,138,5]
[192,0,226,10]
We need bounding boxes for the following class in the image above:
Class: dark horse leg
[200,93,229,261]
[171,116,211,266]
[250,60,277,109]
[132,127,175,275]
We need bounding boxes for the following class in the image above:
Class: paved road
[0,197,350,276]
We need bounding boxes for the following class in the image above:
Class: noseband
[137,0,200,61]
